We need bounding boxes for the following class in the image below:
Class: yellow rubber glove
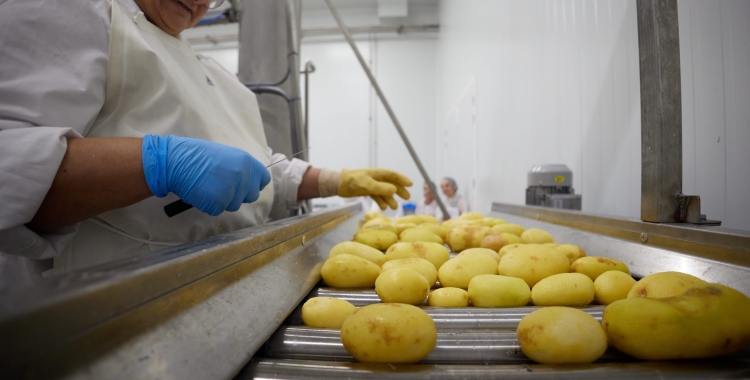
[318,168,412,210]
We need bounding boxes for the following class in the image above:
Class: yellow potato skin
[417,223,448,240]
[376,268,430,305]
[385,242,451,270]
[445,226,493,252]
[468,274,531,307]
[500,233,523,245]
[492,223,525,236]
[518,307,607,364]
[481,217,507,227]
[594,271,636,305]
[602,284,750,360]
[498,243,524,259]
[340,303,437,363]
[427,287,470,307]
[497,244,570,287]
[321,254,381,288]
[381,258,438,287]
[627,271,707,299]
[364,211,388,221]
[520,228,555,244]
[364,223,397,234]
[301,297,356,328]
[362,218,392,229]
[456,247,501,263]
[555,244,587,264]
[570,256,630,281]
[399,228,444,244]
[354,229,398,251]
[479,233,508,252]
[437,254,498,289]
[419,215,440,224]
[531,273,595,306]
[395,215,426,225]
[460,212,485,220]
[394,223,418,235]
[329,241,386,267]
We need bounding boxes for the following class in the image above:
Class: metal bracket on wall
[677,194,721,226]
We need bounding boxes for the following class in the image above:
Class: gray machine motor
[525,164,582,210]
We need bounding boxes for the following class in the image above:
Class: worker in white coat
[440,177,469,219]
[0,0,412,291]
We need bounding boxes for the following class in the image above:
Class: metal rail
[324,0,451,220]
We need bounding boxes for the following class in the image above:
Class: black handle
[164,200,193,217]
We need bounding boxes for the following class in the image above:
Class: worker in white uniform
[440,177,468,219]
[0,0,412,291]
[415,183,439,217]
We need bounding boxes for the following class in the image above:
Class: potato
[381,258,438,287]
[445,226,493,252]
[498,243,524,258]
[518,307,608,364]
[520,228,555,244]
[341,303,437,363]
[437,254,498,289]
[394,223,418,235]
[375,268,430,305]
[491,223,525,236]
[501,232,523,245]
[456,247,500,264]
[459,212,484,220]
[594,271,636,305]
[603,283,750,360]
[364,223,397,234]
[497,244,570,287]
[479,233,508,252]
[427,287,470,307]
[321,254,381,288]
[627,271,707,299]
[481,217,507,227]
[531,273,594,306]
[329,241,386,267]
[419,215,439,224]
[417,223,448,240]
[570,256,629,281]
[399,228,444,244]
[468,274,531,307]
[386,242,451,270]
[543,243,559,247]
[362,218,392,229]
[395,215,425,225]
[301,297,356,328]
[555,244,586,264]
[364,211,388,221]
[354,229,398,251]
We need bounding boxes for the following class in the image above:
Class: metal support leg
[324,0,451,220]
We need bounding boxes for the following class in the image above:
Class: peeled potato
[520,228,555,244]
[468,274,531,307]
[301,297,356,328]
[555,244,587,264]
[500,232,523,245]
[531,273,595,306]
[385,242,451,270]
[445,226,493,252]
[341,303,437,363]
[417,223,448,240]
[456,247,500,264]
[354,229,398,251]
[364,223,397,234]
[394,223,418,235]
[329,241,386,267]
[492,223,525,236]
[395,215,425,225]
[381,258,438,287]
[321,254,381,288]
[497,244,570,287]
[362,218,391,229]
[427,287,470,307]
[627,271,707,299]
[400,228,444,244]
[518,307,607,364]
[479,233,509,252]
[570,256,629,281]
[594,271,636,305]
[375,268,430,305]
[498,243,524,259]
[437,254,498,289]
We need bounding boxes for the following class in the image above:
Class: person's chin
[164,16,191,34]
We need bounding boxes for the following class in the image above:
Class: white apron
[52,0,274,273]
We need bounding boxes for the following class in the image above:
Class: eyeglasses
[209,0,225,9]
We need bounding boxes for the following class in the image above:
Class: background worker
[416,183,439,217]
[0,0,411,290]
[440,177,469,219]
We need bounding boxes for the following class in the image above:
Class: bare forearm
[297,167,321,201]
[28,137,152,233]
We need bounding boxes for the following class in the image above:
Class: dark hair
[442,177,457,191]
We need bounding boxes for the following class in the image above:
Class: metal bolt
[640,233,648,243]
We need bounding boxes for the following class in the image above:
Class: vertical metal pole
[324,0,451,220]
[637,0,683,223]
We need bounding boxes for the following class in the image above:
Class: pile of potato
[302,211,750,365]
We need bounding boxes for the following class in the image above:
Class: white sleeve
[0,0,110,261]
[266,151,311,221]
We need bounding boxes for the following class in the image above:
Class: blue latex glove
[142,135,271,216]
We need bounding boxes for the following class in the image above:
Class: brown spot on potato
[530,256,539,261]
[596,257,616,266]
[637,289,647,297]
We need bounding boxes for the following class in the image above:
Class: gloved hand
[142,135,271,216]
[318,168,412,210]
